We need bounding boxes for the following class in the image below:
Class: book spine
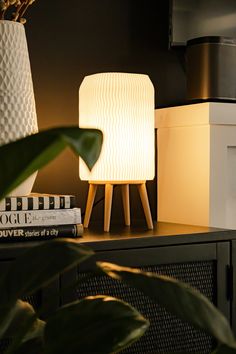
[0,208,81,228]
[0,224,83,241]
[0,195,76,211]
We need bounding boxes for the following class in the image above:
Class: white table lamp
[79,72,155,231]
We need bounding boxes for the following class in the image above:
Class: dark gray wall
[25,0,186,223]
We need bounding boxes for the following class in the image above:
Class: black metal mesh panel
[22,292,42,311]
[76,261,216,354]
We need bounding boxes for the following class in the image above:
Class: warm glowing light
[79,72,155,181]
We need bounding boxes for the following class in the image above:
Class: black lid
[187,36,236,46]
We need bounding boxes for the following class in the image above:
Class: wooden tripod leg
[121,184,130,226]
[137,182,153,229]
[104,184,113,232]
[83,184,97,228]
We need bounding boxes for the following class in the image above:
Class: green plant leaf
[44,295,149,354]
[0,299,44,341]
[98,262,236,349]
[213,345,236,353]
[0,239,94,303]
[3,300,44,339]
[10,338,44,354]
[0,126,102,199]
[0,302,22,339]
[3,300,45,354]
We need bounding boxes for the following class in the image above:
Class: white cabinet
[155,102,236,229]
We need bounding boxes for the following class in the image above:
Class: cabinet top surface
[0,222,235,253]
[80,222,235,250]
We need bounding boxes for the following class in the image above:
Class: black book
[0,224,83,242]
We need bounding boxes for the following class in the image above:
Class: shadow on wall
[25,0,186,222]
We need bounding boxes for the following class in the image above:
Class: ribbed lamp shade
[79,72,155,182]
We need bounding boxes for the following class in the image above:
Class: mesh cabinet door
[61,241,230,354]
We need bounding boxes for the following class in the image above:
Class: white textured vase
[0,20,38,196]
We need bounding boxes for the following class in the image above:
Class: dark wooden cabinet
[1,222,236,353]
[60,223,234,354]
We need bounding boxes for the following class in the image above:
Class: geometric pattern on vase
[0,20,38,145]
[0,20,38,196]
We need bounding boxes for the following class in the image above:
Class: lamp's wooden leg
[137,183,153,229]
[121,184,130,226]
[83,184,97,228]
[104,184,113,232]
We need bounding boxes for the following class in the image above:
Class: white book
[0,208,81,228]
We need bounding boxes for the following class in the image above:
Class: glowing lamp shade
[79,72,155,182]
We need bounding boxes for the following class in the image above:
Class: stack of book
[0,193,83,242]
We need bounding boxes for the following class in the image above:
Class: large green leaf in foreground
[98,262,236,350]
[0,239,94,340]
[44,296,149,354]
[0,126,102,199]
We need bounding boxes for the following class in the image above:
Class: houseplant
[0,127,150,354]
[0,239,149,354]
[0,128,236,354]
[0,0,36,23]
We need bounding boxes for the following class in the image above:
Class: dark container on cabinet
[186,36,236,102]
